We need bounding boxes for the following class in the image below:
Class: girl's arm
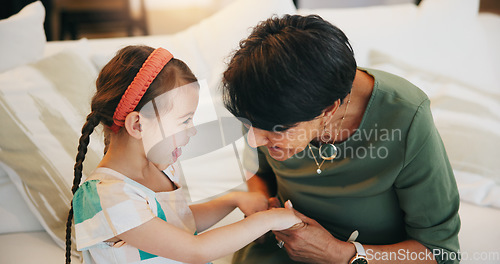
[117,206,301,264]
[189,191,268,232]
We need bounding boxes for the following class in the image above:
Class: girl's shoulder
[73,168,155,224]
[76,167,153,200]
[78,165,181,198]
[86,167,127,182]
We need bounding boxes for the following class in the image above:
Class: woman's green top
[234,68,460,264]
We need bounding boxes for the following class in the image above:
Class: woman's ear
[319,99,341,127]
[323,99,341,118]
[124,111,142,139]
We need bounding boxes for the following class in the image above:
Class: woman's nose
[247,127,269,148]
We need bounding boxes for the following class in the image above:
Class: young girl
[64,45,302,264]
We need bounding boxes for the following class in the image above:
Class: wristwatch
[349,241,369,264]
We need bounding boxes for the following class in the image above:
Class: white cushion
[301,0,500,93]
[0,163,43,234]
[371,0,499,93]
[0,231,81,264]
[458,202,500,264]
[0,49,99,257]
[298,3,419,67]
[0,1,46,73]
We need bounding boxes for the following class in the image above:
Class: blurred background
[1,0,499,41]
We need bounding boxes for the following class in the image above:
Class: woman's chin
[268,148,291,161]
[270,155,289,161]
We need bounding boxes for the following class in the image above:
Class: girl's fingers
[289,222,307,230]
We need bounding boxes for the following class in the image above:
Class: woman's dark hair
[65,45,197,263]
[222,14,357,131]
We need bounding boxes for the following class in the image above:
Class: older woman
[222,15,460,264]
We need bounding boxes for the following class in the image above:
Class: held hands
[233,193,303,231]
[267,201,304,231]
[273,203,352,264]
[234,192,350,263]
[245,196,303,243]
[233,191,269,216]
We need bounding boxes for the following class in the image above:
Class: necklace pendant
[317,168,322,174]
[319,144,338,160]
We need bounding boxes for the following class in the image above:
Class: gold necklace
[308,92,352,174]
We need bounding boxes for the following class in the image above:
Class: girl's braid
[65,112,101,264]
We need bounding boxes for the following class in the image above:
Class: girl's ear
[124,111,142,139]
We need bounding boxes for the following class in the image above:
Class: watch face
[352,257,368,264]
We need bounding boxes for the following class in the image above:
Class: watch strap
[350,241,366,257]
[347,230,359,242]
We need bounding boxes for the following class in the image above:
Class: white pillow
[0,163,43,234]
[370,0,499,93]
[298,3,419,67]
[0,49,99,257]
[192,0,297,67]
[0,1,46,73]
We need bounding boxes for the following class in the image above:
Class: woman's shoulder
[362,67,429,108]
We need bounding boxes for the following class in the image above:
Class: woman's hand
[273,203,353,264]
[233,191,269,216]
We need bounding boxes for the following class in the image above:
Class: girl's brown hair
[65,45,197,263]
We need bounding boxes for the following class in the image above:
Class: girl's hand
[268,201,304,231]
[233,192,269,216]
[253,196,283,244]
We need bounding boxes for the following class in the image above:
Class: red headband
[109,47,173,133]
